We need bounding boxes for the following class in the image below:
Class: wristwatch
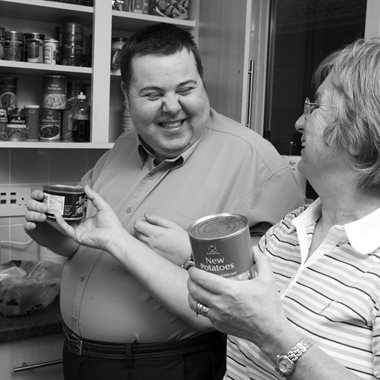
[275,338,312,378]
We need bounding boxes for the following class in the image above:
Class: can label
[60,22,84,66]
[24,106,40,141]
[0,76,17,110]
[44,39,58,64]
[7,115,27,141]
[188,213,252,279]
[43,185,85,220]
[0,107,7,141]
[27,39,41,63]
[43,75,67,109]
[4,39,23,61]
[40,109,61,140]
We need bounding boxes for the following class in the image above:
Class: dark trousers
[63,334,226,380]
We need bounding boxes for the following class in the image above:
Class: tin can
[43,184,86,221]
[0,76,17,111]
[4,30,23,61]
[39,108,61,140]
[188,213,252,280]
[60,22,84,66]
[0,27,5,60]
[44,38,58,64]
[7,114,27,141]
[24,105,40,141]
[42,75,67,109]
[0,107,7,140]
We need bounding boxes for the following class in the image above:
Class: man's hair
[120,23,204,90]
[313,38,380,188]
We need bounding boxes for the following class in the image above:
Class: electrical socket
[0,185,31,217]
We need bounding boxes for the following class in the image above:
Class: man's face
[125,49,210,162]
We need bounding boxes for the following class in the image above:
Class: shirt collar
[345,208,380,254]
[291,198,321,232]
[292,198,380,255]
[137,134,202,169]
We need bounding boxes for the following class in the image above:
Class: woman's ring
[196,302,209,316]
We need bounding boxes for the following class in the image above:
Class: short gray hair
[314,38,380,188]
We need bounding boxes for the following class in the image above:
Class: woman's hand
[54,185,125,252]
[134,214,192,265]
[187,246,294,354]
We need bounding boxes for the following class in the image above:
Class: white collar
[292,198,380,255]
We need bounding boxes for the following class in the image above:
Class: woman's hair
[119,23,204,90]
[313,38,380,188]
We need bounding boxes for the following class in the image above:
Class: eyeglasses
[304,97,336,120]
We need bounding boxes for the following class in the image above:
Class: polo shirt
[226,199,380,380]
[60,108,304,344]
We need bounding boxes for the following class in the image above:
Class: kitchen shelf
[0,0,94,26]
[0,0,198,149]
[0,61,92,78]
[0,141,112,149]
[112,10,196,31]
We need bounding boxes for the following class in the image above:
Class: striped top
[225,199,380,380]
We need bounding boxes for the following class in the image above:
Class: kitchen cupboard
[0,0,198,149]
[2,0,380,149]
[0,333,64,380]
[0,0,271,153]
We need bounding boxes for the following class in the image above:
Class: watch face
[276,355,295,375]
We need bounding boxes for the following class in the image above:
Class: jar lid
[112,37,127,42]
[24,105,40,109]
[25,33,45,40]
[44,38,59,43]
[5,30,23,40]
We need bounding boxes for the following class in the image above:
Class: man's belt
[63,323,225,361]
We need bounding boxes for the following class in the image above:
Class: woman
[186,38,380,379]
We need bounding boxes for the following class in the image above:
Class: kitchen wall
[0,148,106,263]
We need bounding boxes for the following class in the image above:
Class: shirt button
[126,207,132,213]
[148,174,154,180]
[80,275,86,283]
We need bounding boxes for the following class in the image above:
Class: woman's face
[295,78,347,183]
[124,49,210,163]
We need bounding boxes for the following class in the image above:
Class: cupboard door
[0,334,64,380]
[198,0,251,124]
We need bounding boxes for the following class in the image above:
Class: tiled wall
[0,148,106,263]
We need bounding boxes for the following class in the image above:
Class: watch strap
[276,337,312,377]
[287,337,312,362]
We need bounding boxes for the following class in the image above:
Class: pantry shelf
[111,10,196,31]
[0,141,113,149]
[0,0,94,26]
[0,61,92,78]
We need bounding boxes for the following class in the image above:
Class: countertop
[0,296,62,343]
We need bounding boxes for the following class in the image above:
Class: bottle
[72,92,90,142]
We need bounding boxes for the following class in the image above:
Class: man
[24,23,303,380]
